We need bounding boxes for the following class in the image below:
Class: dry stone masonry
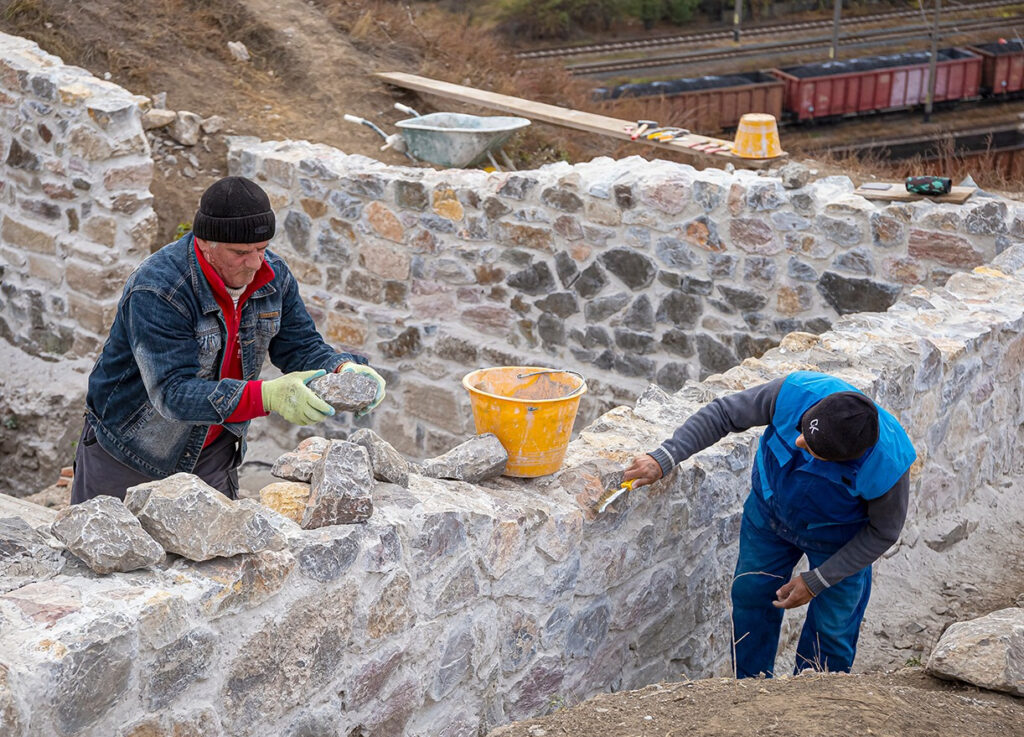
[5,240,1024,736]
[226,137,1024,462]
[0,32,157,359]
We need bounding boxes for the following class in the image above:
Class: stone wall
[0,32,156,358]
[226,138,1023,462]
[5,243,1024,737]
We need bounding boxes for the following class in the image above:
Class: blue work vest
[753,372,916,533]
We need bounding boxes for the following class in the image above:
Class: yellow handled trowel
[596,479,638,513]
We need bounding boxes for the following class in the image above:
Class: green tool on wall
[905,176,952,196]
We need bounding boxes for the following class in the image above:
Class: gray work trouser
[70,421,240,504]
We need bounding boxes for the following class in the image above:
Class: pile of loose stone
[259,428,509,528]
[7,371,512,577]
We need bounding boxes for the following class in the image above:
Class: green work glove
[261,370,335,425]
[338,362,386,417]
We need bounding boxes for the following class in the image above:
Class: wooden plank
[853,183,976,204]
[374,72,786,169]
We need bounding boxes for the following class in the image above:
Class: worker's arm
[799,471,911,598]
[625,378,782,486]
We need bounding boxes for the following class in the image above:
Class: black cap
[799,391,879,461]
[192,176,275,244]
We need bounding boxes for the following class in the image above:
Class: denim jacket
[85,233,366,479]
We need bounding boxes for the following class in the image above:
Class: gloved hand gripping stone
[307,371,381,414]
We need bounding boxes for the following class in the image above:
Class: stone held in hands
[420,433,508,483]
[125,473,283,561]
[50,495,164,574]
[308,372,379,414]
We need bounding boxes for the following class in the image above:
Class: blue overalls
[731,372,916,677]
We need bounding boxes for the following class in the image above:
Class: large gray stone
[0,516,63,593]
[307,371,379,413]
[350,428,411,487]
[926,607,1024,695]
[420,434,508,483]
[50,495,164,574]
[302,441,374,528]
[125,473,282,561]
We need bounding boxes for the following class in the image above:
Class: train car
[770,48,982,122]
[968,40,1024,95]
[592,72,784,132]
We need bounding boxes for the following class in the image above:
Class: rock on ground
[926,607,1024,696]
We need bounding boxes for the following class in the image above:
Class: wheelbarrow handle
[515,369,587,397]
[343,114,389,142]
[394,102,421,117]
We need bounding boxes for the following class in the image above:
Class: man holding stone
[622,370,916,678]
[71,176,385,503]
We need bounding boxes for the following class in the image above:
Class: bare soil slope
[2,2,1023,733]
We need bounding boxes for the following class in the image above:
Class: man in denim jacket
[71,176,385,503]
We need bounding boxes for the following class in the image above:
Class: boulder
[50,496,164,574]
[926,607,1024,696]
[125,474,282,561]
[302,441,374,528]
[420,434,508,483]
[169,110,202,146]
[350,428,410,487]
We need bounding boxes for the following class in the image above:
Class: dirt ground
[3,1,1024,734]
[487,668,1024,737]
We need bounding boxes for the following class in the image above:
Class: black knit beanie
[192,176,276,243]
[799,391,879,462]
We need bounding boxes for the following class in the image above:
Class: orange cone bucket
[462,367,587,478]
[733,113,782,159]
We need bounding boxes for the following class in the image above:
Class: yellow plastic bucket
[462,366,588,478]
[733,113,783,159]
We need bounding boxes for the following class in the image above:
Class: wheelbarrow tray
[395,112,530,168]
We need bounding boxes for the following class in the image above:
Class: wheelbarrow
[344,103,530,170]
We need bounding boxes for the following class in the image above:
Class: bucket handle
[515,369,587,398]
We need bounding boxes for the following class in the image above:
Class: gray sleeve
[800,471,911,596]
[648,378,783,476]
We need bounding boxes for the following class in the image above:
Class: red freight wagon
[968,40,1024,94]
[592,72,785,132]
[770,48,981,122]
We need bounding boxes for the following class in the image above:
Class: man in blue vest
[623,371,916,677]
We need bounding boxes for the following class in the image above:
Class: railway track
[516,0,1022,60]
[566,15,1022,76]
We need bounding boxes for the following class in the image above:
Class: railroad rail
[517,0,1022,60]
[567,15,1022,76]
